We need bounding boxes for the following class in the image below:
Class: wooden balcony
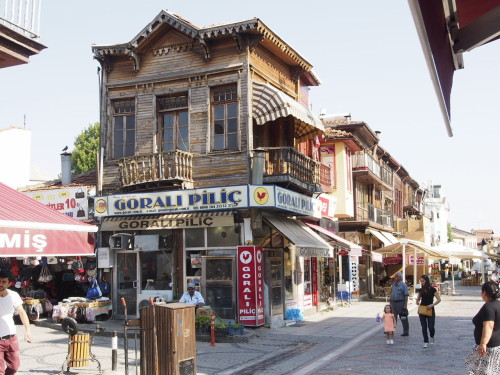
[352,152,393,189]
[257,147,332,194]
[118,150,193,191]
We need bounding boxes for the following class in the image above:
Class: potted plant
[228,322,244,336]
[195,315,211,333]
[214,318,228,336]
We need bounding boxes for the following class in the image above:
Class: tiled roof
[18,170,97,192]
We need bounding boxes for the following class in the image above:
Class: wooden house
[93,11,340,327]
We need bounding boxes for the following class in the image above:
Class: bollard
[112,330,118,371]
[210,312,216,347]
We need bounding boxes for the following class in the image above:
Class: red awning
[408,0,500,137]
[0,182,97,256]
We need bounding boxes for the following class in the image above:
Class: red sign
[237,246,265,326]
[312,258,318,305]
[0,227,94,256]
[408,255,424,265]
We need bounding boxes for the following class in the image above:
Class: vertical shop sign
[237,246,265,326]
[350,256,359,292]
[311,258,318,305]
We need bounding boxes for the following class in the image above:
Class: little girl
[382,304,396,344]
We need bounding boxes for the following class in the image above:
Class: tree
[72,122,100,174]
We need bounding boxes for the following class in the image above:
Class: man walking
[0,270,32,374]
[390,271,410,336]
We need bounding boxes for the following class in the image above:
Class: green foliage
[72,122,100,175]
[447,223,454,243]
[195,315,211,327]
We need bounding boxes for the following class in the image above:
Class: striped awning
[100,211,234,231]
[252,82,324,138]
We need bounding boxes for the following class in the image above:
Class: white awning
[380,231,399,244]
[264,214,333,257]
[305,223,362,256]
[367,229,392,247]
[252,82,324,139]
[100,211,234,231]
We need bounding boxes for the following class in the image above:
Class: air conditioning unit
[134,235,159,251]
[109,233,133,250]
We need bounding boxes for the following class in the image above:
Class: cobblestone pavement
[16,283,483,374]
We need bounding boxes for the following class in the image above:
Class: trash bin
[140,302,196,375]
[68,333,90,368]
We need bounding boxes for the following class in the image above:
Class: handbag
[76,204,86,217]
[418,304,432,316]
[37,266,53,283]
[75,188,85,199]
[86,277,102,299]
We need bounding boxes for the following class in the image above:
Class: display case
[202,256,236,320]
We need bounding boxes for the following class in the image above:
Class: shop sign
[407,255,424,265]
[371,251,383,263]
[95,186,249,216]
[317,194,336,219]
[312,258,318,305]
[297,247,334,257]
[24,186,89,220]
[274,187,321,218]
[350,256,359,292]
[237,246,265,327]
[0,227,94,256]
[101,214,234,230]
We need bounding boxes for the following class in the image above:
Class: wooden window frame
[211,85,238,151]
[112,99,136,159]
[157,94,189,152]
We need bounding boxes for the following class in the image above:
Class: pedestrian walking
[382,304,396,345]
[465,281,500,375]
[390,271,410,336]
[0,269,32,374]
[415,275,441,348]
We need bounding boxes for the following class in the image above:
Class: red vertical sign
[312,258,318,305]
[237,246,265,326]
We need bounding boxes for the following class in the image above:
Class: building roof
[19,170,97,192]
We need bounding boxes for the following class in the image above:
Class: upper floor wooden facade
[93,11,329,196]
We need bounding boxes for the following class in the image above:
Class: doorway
[114,251,139,318]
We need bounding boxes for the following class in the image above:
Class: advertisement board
[237,246,265,326]
[24,186,89,220]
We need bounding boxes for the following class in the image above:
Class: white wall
[0,127,31,188]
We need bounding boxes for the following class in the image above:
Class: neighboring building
[451,227,477,249]
[0,0,45,68]
[92,11,345,327]
[424,184,450,246]
[0,126,51,188]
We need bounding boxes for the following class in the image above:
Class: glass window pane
[114,126,124,144]
[227,134,237,149]
[126,116,135,130]
[214,105,225,120]
[114,144,123,159]
[214,121,224,135]
[185,228,205,248]
[125,142,135,157]
[227,103,237,118]
[178,111,188,125]
[140,251,173,290]
[205,258,233,280]
[214,135,224,150]
[207,226,239,247]
[227,118,237,133]
[114,116,124,130]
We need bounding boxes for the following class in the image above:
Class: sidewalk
[20,282,483,374]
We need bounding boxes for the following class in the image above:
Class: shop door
[202,256,236,320]
[114,251,139,318]
[265,257,283,316]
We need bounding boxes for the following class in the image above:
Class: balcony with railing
[355,203,393,228]
[118,150,194,191]
[257,147,332,193]
[352,152,393,187]
[0,0,45,68]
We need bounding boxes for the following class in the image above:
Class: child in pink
[382,304,396,344]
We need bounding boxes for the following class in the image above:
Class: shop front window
[140,251,173,291]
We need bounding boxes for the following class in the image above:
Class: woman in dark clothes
[465,281,500,374]
[416,275,441,348]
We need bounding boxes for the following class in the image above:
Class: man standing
[179,282,205,307]
[0,270,32,374]
[390,271,410,336]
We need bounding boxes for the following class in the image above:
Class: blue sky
[1,1,499,234]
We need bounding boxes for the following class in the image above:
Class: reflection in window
[140,251,172,290]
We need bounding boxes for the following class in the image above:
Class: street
[17,283,483,374]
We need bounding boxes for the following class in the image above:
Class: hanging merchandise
[86,277,102,299]
[72,257,84,273]
[0,257,10,269]
[98,278,110,295]
[37,266,53,283]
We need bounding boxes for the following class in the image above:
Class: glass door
[114,251,139,318]
[202,256,236,319]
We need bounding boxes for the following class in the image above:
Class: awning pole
[413,247,417,298]
[402,243,406,281]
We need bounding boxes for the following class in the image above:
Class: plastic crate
[337,291,350,300]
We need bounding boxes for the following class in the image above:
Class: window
[113,99,136,159]
[212,86,238,151]
[157,95,189,152]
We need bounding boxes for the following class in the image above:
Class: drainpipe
[250,149,265,233]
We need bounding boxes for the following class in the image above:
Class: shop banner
[0,227,94,256]
[350,256,359,292]
[407,255,425,265]
[312,258,318,305]
[24,186,89,220]
[237,246,265,326]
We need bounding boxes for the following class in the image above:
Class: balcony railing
[355,203,393,227]
[352,152,393,186]
[258,147,332,191]
[0,0,41,38]
[118,150,193,187]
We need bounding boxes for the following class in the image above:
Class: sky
[1,1,499,234]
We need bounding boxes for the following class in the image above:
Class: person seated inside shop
[179,282,205,307]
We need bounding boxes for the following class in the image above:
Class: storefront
[0,182,98,320]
